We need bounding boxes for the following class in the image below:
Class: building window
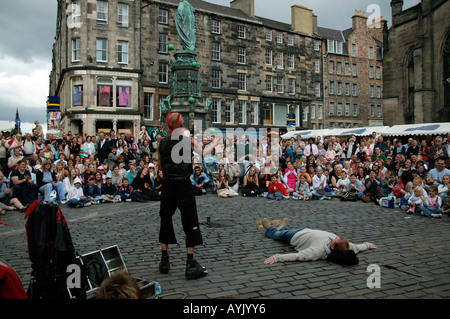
[96,39,108,62]
[328,61,334,74]
[310,104,315,119]
[72,84,83,106]
[71,0,81,26]
[329,81,334,95]
[277,77,284,93]
[72,38,80,62]
[225,100,234,123]
[288,34,294,46]
[212,42,220,61]
[376,66,381,79]
[370,85,374,98]
[345,83,350,96]
[314,40,320,51]
[265,30,272,42]
[353,104,358,117]
[276,52,283,69]
[318,104,323,120]
[352,63,358,77]
[352,83,358,96]
[377,86,382,99]
[238,47,246,64]
[117,3,129,27]
[158,9,168,24]
[265,49,272,65]
[159,34,168,53]
[144,92,153,120]
[251,101,259,125]
[238,73,247,91]
[263,104,273,125]
[266,75,273,92]
[237,25,246,39]
[288,53,295,69]
[238,100,247,124]
[315,82,321,98]
[336,103,343,116]
[302,106,308,122]
[314,58,320,73]
[336,62,342,75]
[370,105,375,118]
[345,103,350,116]
[117,41,128,64]
[117,81,131,107]
[369,66,374,79]
[351,43,356,57]
[288,78,295,95]
[96,1,108,24]
[211,98,221,123]
[329,102,335,116]
[344,62,350,76]
[369,46,374,59]
[335,41,343,54]
[337,82,342,96]
[212,70,221,88]
[377,105,382,118]
[159,62,168,83]
[276,32,283,44]
[211,19,221,34]
[97,78,113,107]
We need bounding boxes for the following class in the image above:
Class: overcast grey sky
[0,0,421,131]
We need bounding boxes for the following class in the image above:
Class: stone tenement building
[49,0,322,136]
[318,11,386,130]
[49,0,385,136]
[383,0,450,125]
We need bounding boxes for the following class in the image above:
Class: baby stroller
[203,154,220,194]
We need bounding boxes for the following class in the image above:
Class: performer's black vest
[159,135,193,179]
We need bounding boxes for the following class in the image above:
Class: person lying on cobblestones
[261,218,377,265]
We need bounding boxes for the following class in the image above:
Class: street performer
[157,113,217,279]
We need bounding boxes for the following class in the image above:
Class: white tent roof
[0,120,13,132]
[281,126,389,140]
[380,123,450,136]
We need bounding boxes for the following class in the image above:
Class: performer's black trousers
[159,178,203,247]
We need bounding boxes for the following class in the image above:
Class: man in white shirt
[303,138,319,158]
[261,218,377,265]
[311,167,336,200]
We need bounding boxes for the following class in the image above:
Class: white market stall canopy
[281,126,389,140]
[379,123,450,137]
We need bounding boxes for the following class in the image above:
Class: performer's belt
[163,176,190,180]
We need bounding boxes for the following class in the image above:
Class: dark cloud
[0,0,57,62]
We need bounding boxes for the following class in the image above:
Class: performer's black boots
[185,259,208,279]
[159,255,170,274]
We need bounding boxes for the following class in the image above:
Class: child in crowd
[118,177,134,202]
[407,186,425,214]
[437,174,449,202]
[83,175,101,204]
[284,162,297,192]
[336,171,350,193]
[417,185,442,218]
[292,174,312,200]
[67,178,91,208]
[296,165,312,186]
[100,173,120,203]
[441,189,450,214]
[390,174,405,198]
[267,174,288,200]
[382,170,394,197]
[312,167,335,200]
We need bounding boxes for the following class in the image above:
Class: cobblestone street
[1,194,449,300]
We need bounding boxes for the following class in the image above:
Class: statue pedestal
[160,49,211,131]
